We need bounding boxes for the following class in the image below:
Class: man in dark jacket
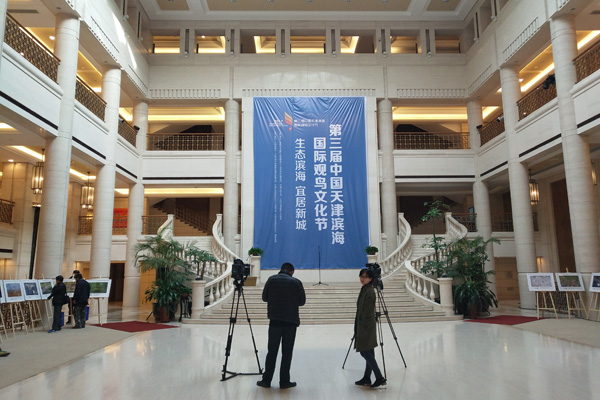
[257,262,306,389]
[72,273,90,329]
[47,275,67,333]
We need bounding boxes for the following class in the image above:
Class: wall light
[81,172,94,210]
[529,169,539,206]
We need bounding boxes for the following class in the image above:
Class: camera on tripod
[232,258,251,286]
[366,262,383,290]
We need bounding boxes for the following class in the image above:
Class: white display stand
[527,273,558,319]
[556,273,588,319]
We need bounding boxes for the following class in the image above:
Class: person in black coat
[354,268,386,389]
[47,275,66,333]
[257,262,306,389]
[72,273,90,329]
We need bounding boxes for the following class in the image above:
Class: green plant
[365,245,379,255]
[186,248,217,280]
[248,247,264,257]
[420,236,453,277]
[421,200,451,265]
[449,236,500,316]
[133,230,196,319]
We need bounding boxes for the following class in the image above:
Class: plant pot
[155,305,169,323]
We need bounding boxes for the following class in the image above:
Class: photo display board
[22,280,42,301]
[88,279,112,298]
[591,273,600,293]
[253,97,369,270]
[3,280,25,302]
[556,273,585,292]
[526,273,556,292]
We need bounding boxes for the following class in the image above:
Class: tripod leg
[377,289,407,368]
[221,288,242,381]
[239,288,263,374]
[342,336,355,369]
[376,309,387,379]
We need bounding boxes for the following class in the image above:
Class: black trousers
[52,305,62,331]
[360,349,384,381]
[262,323,297,384]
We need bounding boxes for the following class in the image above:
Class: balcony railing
[142,216,167,235]
[517,83,557,121]
[118,117,137,147]
[491,213,539,232]
[75,77,106,121]
[0,199,15,224]
[147,133,225,151]
[479,117,505,146]
[4,14,60,82]
[77,216,129,235]
[574,39,600,83]
[451,213,477,232]
[394,132,470,150]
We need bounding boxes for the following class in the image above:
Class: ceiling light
[49,35,55,40]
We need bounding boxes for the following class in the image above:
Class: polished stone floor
[1,314,600,400]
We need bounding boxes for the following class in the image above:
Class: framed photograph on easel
[556,273,585,291]
[88,279,112,298]
[589,273,600,293]
[23,280,42,301]
[3,280,25,303]
[526,273,556,291]
[38,279,53,297]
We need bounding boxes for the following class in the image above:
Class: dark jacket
[73,278,91,306]
[48,282,67,307]
[262,271,306,326]
[354,283,378,352]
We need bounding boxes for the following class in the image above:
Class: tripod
[313,246,328,287]
[221,279,263,381]
[342,281,407,374]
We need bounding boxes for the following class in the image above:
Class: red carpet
[92,321,179,333]
[465,315,541,325]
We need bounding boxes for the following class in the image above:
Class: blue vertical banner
[253,97,369,269]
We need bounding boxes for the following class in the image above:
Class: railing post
[191,279,206,319]
[438,277,454,316]
[250,255,261,285]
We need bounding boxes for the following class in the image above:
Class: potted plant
[450,236,500,318]
[248,247,264,257]
[365,245,379,255]
[134,230,196,322]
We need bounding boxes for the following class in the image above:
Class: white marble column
[0,163,35,279]
[377,99,397,257]
[35,14,80,279]
[467,100,496,292]
[500,66,537,309]
[89,66,121,280]
[223,99,240,250]
[123,101,147,307]
[63,182,82,276]
[550,15,600,281]
[0,0,8,75]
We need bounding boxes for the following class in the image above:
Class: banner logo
[284,112,293,130]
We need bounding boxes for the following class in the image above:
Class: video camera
[232,258,251,286]
[366,262,383,290]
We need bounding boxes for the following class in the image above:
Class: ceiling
[143,0,478,22]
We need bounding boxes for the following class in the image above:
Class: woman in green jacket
[353,268,386,389]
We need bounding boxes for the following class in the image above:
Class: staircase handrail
[202,214,237,310]
[381,213,413,278]
[157,199,214,234]
[404,212,468,310]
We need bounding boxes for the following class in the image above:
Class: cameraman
[257,262,306,389]
[353,268,386,389]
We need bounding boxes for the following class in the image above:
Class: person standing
[354,268,386,389]
[47,275,67,333]
[72,273,90,329]
[66,269,80,324]
[257,262,306,389]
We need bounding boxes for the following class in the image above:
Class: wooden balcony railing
[78,216,129,235]
[4,14,60,82]
[75,77,106,121]
[574,39,600,83]
[0,199,15,224]
[118,117,137,147]
[394,132,470,150]
[142,216,167,235]
[517,82,557,121]
[147,133,225,151]
[491,213,539,232]
[479,116,505,146]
